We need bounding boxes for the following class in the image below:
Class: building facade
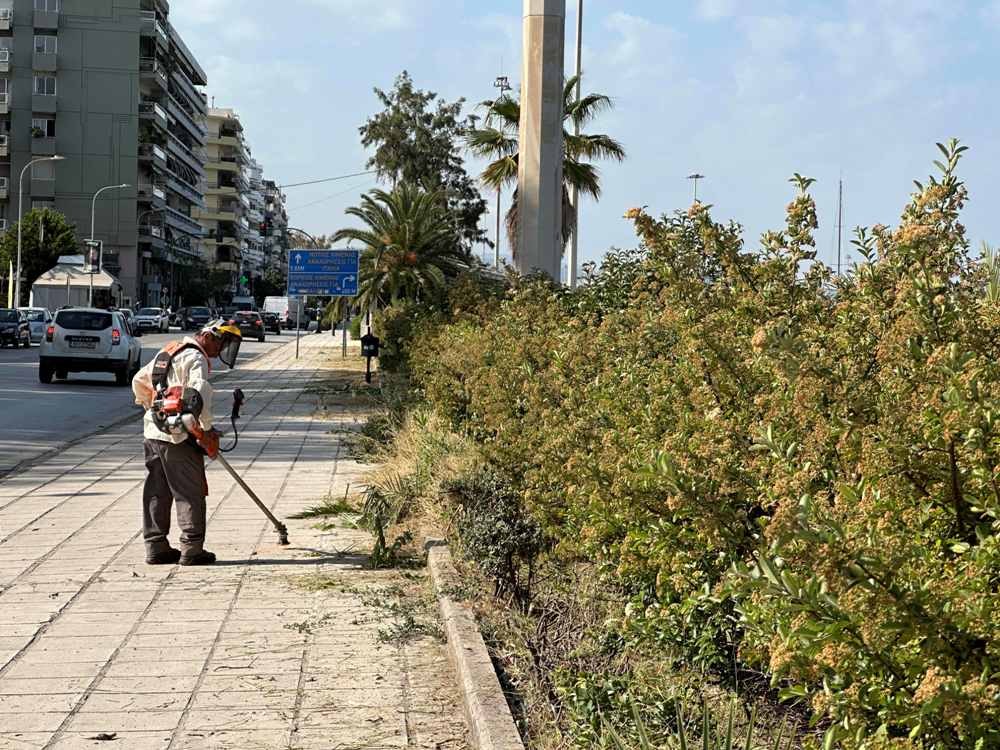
[0,0,206,307]
[196,106,288,300]
[136,0,207,307]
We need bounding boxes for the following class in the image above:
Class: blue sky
[171,0,1000,270]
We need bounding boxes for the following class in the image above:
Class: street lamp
[492,75,512,270]
[88,183,130,306]
[687,173,705,203]
[14,154,65,306]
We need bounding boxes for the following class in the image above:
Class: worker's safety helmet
[201,320,243,369]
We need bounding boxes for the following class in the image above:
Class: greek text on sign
[287,248,360,297]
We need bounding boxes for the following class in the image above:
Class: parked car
[17,307,52,344]
[182,306,213,331]
[262,312,282,335]
[135,307,169,332]
[117,308,139,334]
[0,309,31,348]
[233,310,266,342]
[39,308,142,385]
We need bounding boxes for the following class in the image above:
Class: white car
[39,308,142,386]
[18,307,52,344]
[135,306,169,332]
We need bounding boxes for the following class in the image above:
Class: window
[55,311,112,331]
[0,78,9,94]
[34,0,59,11]
[34,75,56,96]
[31,200,54,210]
[34,35,57,55]
[32,161,55,179]
[32,117,55,137]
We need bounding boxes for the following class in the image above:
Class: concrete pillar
[516,0,565,280]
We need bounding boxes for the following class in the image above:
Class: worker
[132,320,243,566]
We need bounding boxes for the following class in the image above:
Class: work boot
[179,550,216,566]
[145,547,182,565]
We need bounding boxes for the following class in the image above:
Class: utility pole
[687,173,705,203]
[836,178,843,276]
[567,0,583,288]
[516,0,565,280]
[493,74,512,270]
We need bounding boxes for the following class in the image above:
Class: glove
[198,429,220,460]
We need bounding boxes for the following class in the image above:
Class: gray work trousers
[142,438,208,556]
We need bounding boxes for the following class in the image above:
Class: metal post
[342,309,347,359]
[568,0,583,288]
[14,155,63,306]
[495,189,502,269]
[88,183,129,307]
[295,297,301,359]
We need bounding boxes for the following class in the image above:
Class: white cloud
[300,0,411,30]
[696,0,738,21]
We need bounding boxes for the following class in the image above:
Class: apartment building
[196,106,288,297]
[0,0,207,306]
[136,0,207,307]
[262,178,288,278]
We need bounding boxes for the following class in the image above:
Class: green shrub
[350,314,363,339]
[443,467,543,605]
[410,142,1000,749]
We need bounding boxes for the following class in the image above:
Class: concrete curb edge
[425,539,525,750]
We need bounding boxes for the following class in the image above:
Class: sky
[170,0,1000,272]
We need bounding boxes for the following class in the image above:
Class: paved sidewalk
[0,336,468,749]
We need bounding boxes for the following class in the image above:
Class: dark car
[182,306,213,331]
[262,312,281,335]
[0,308,30,348]
[233,311,265,342]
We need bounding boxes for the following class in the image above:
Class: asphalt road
[0,328,297,475]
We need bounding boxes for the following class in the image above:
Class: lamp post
[88,183,130,306]
[687,173,705,203]
[14,154,64,306]
[492,75,511,270]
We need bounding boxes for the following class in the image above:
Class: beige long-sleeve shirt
[132,338,214,443]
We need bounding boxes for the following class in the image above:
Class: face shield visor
[218,332,242,369]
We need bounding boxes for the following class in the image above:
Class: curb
[425,540,525,750]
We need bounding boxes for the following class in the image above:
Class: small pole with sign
[360,331,380,384]
[295,296,302,359]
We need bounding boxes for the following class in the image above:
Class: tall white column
[516,0,565,280]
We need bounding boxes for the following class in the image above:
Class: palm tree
[332,183,470,317]
[466,74,626,257]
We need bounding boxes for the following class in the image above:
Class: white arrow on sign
[295,253,302,264]
[344,275,356,284]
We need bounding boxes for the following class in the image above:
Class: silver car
[18,307,52,344]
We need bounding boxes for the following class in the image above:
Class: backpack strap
[151,341,209,392]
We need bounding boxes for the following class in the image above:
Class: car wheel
[23,337,30,348]
[114,366,129,386]
[56,369,68,380]
[39,363,53,384]
[259,335,265,343]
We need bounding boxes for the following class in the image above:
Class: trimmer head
[276,524,290,546]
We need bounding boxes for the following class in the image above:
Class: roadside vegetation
[348,140,999,750]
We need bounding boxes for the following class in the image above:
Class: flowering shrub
[412,142,999,749]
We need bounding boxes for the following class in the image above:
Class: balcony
[0,93,9,115]
[164,205,203,238]
[166,94,206,142]
[169,70,203,113]
[140,12,169,49]
[0,49,9,74]
[138,182,167,207]
[33,52,57,72]
[194,207,238,223]
[0,8,10,31]
[0,177,8,200]
[164,170,204,207]
[140,57,168,91]
[139,100,168,131]
[139,142,168,169]
[0,135,7,159]
[138,223,166,249]
[31,135,56,155]
[34,10,59,30]
[205,182,237,197]
[31,178,56,198]
[169,23,207,85]
[32,94,57,114]
[207,134,241,149]
[166,136,204,176]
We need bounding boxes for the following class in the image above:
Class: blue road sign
[287,248,360,296]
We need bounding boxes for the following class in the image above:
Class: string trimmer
[155,387,290,546]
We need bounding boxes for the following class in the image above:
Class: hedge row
[406,143,998,749]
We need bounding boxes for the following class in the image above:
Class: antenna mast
[836,179,843,275]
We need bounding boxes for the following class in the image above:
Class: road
[0,328,304,475]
